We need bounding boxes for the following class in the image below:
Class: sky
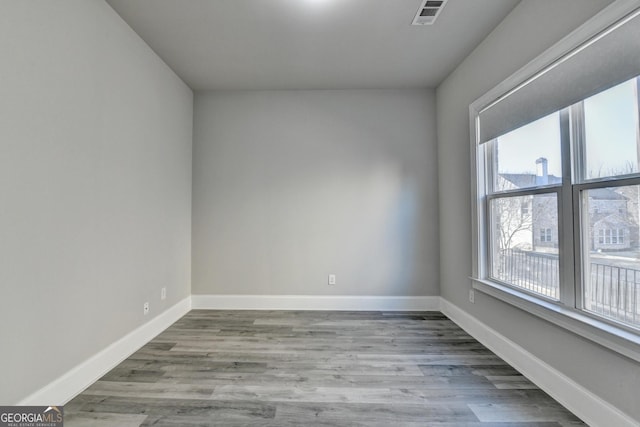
[495,78,639,180]
[584,79,639,178]
[497,111,562,177]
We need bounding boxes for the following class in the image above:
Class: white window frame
[469,0,640,362]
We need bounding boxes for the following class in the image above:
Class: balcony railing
[495,249,560,299]
[588,262,640,326]
[495,249,640,327]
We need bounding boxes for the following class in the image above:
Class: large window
[471,3,640,358]
[481,82,640,328]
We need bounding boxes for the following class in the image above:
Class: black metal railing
[588,263,640,325]
[495,249,640,326]
[495,249,560,299]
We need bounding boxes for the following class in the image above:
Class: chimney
[536,157,548,185]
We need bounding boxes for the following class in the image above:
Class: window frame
[573,177,640,322]
[469,0,640,362]
[486,189,561,302]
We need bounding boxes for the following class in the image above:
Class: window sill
[471,278,640,363]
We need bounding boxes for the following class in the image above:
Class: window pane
[582,185,640,328]
[490,194,559,299]
[583,78,640,180]
[494,112,562,192]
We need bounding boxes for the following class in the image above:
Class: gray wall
[0,0,193,404]
[193,90,438,296]
[436,0,639,421]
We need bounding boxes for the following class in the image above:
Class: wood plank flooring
[65,310,585,426]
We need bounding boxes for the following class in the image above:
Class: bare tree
[493,196,533,252]
[587,160,638,180]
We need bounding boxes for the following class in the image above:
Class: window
[540,228,552,243]
[598,228,625,245]
[478,77,640,329]
[485,113,562,300]
[583,80,640,179]
[470,4,640,358]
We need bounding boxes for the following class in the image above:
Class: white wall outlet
[143,302,150,315]
[328,274,336,285]
[161,287,166,300]
[469,289,475,304]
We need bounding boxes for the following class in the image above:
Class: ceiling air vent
[412,0,448,25]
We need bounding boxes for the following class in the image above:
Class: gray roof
[499,174,628,201]
[588,188,627,200]
[499,173,561,188]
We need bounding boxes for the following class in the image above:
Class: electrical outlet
[328,274,336,285]
[469,289,475,304]
[143,302,150,315]
[161,287,166,300]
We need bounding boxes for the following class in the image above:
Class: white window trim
[469,0,640,363]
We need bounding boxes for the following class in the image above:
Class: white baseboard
[191,294,440,311]
[17,296,192,406]
[439,298,637,427]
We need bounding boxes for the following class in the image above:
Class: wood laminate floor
[65,310,585,426]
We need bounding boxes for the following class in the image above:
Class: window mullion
[484,139,503,281]
[559,108,576,307]
[636,76,640,169]
[569,101,588,310]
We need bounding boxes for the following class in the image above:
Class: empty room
[1,0,640,426]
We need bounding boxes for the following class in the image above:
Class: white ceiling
[106,0,519,90]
